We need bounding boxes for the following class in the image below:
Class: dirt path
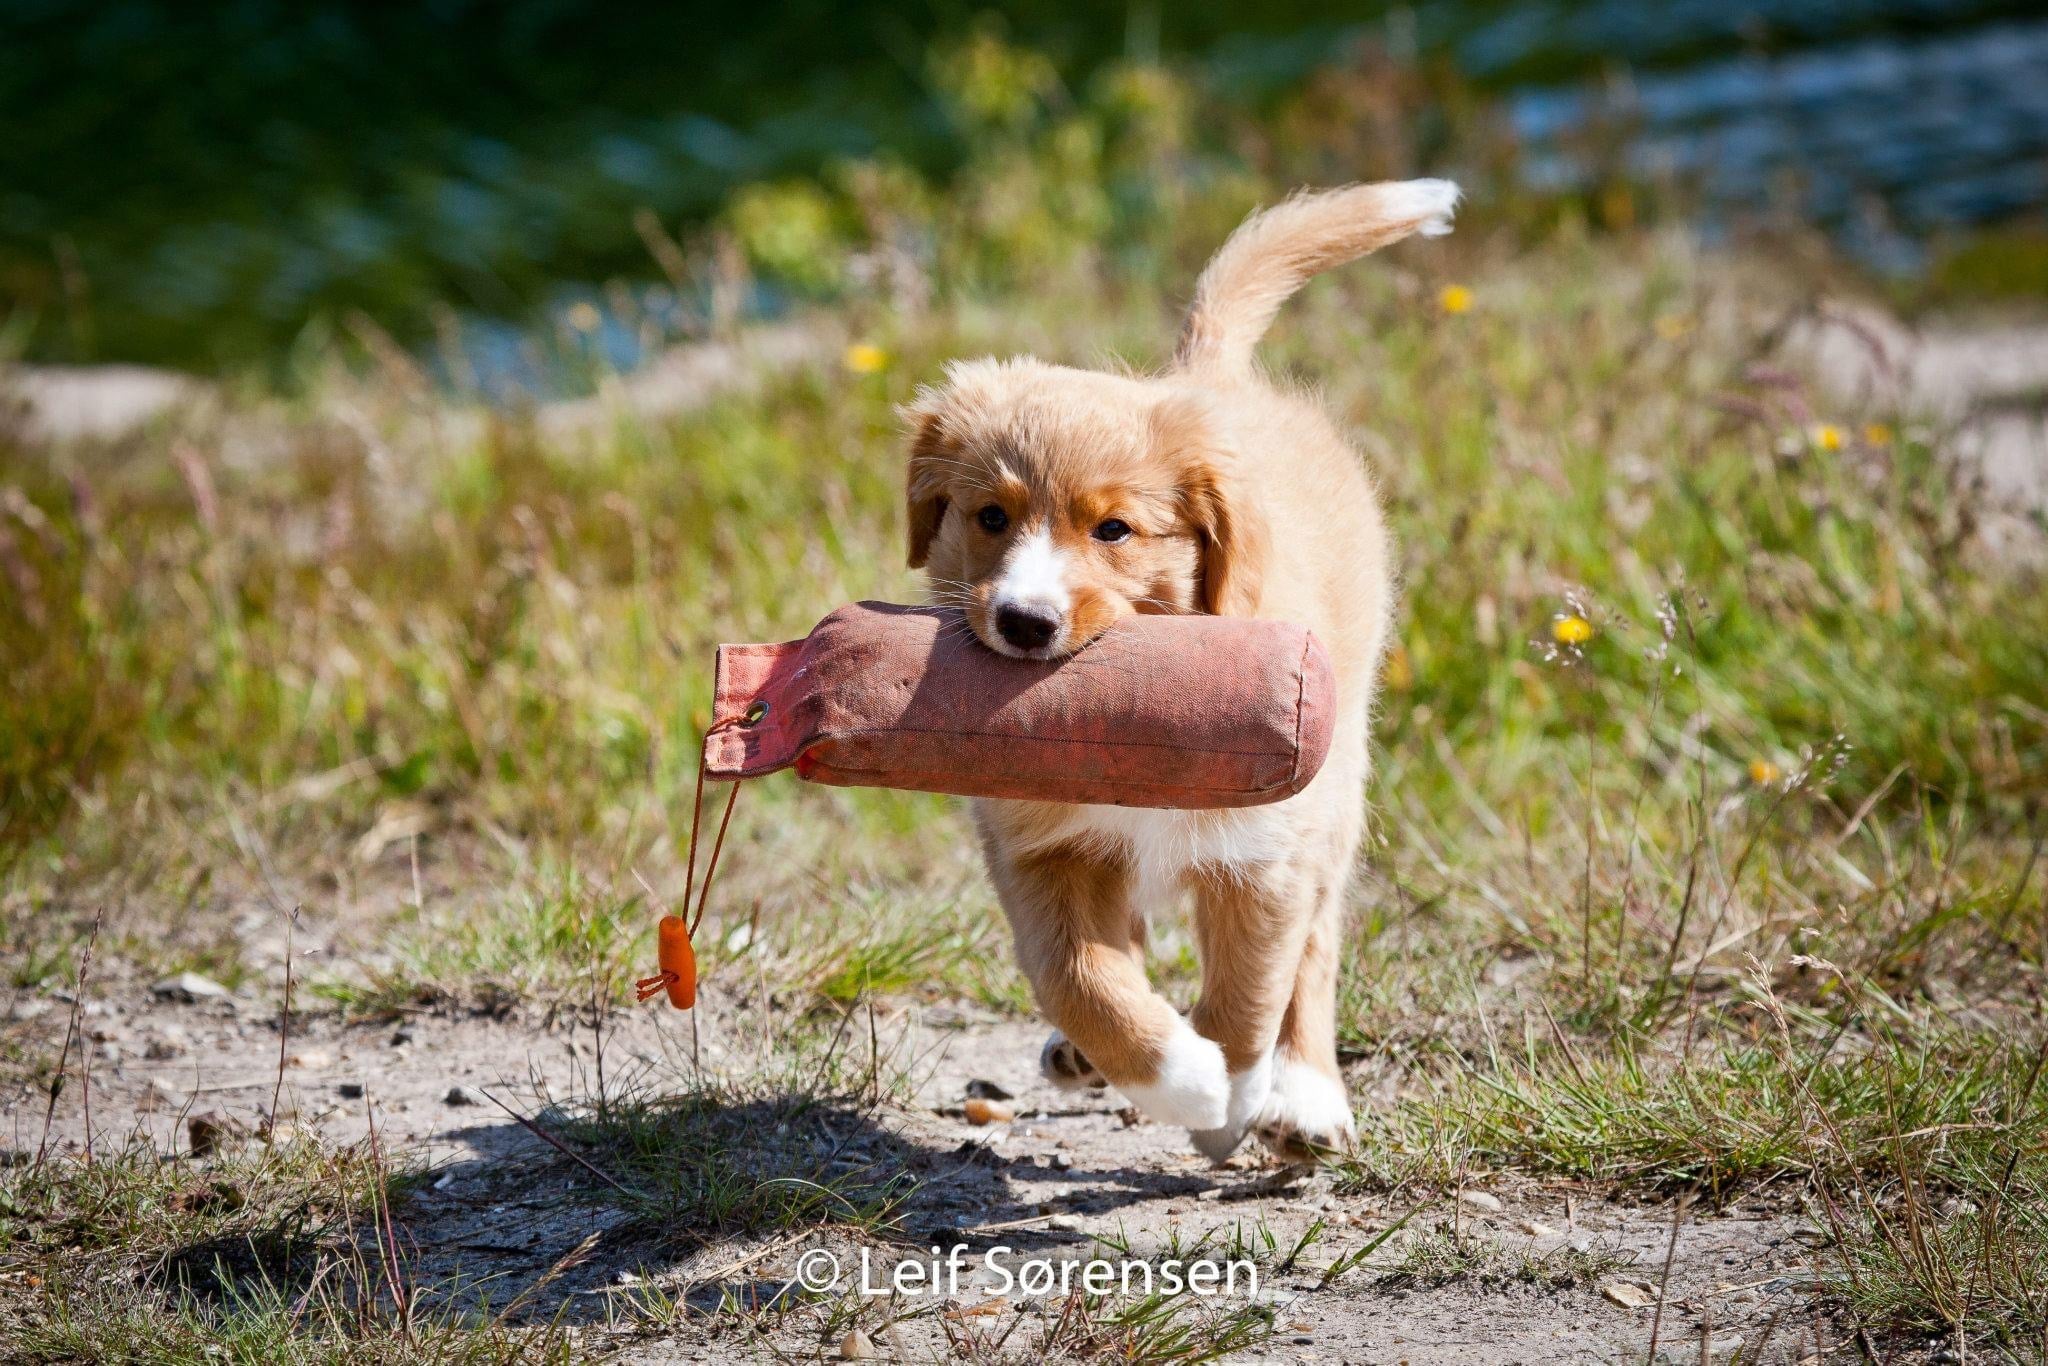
[8,985,1835,1362]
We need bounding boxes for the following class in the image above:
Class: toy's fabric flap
[702,601,1334,809]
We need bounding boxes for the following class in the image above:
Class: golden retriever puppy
[903,180,1458,1160]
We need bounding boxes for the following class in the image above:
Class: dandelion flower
[1437,284,1473,316]
[1811,423,1845,453]
[1551,615,1593,646]
[843,342,889,374]
[1862,422,1894,448]
[1749,759,1784,786]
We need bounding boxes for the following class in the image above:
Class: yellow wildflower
[1437,284,1474,316]
[843,342,889,374]
[1749,759,1784,786]
[1811,423,1845,453]
[1551,615,1593,646]
[1863,422,1894,448]
[1383,641,1414,690]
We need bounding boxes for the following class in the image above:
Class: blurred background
[4,0,2046,388]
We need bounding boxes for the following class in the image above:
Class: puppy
[903,180,1458,1160]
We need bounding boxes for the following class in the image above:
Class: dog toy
[638,601,1335,1009]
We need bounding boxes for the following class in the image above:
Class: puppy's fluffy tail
[1173,179,1460,378]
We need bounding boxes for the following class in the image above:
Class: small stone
[1049,1152,1073,1171]
[965,1079,1015,1101]
[143,1037,185,1061]
[152,972,230,1004]
[186,1110,245,1157]
[1046,1214,1086,1232]
[1516,1218,1561,1237]
[963,1097,1014,1125]
[839,1328,877,1359]
[444,1085,488,1107]
[337,1081,365,1100]
[389,1029,414,1047]
[1600,1278,1655,1309]
[1457,1189,1504,1213]
[288,1050,331,1069]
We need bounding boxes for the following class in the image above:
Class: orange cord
[638,715,746,1010]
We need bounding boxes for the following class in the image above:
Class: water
[1509,18,2048,269]
[1,2,2041,377]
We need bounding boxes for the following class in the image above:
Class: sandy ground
[8,983,1841,1363]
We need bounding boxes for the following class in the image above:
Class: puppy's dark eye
[975,504,1009,533]
[1092,518,1132,544]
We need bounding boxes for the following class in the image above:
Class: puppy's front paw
[1189,1050,1275,1163]
[1253,1055,1356,1163]
[1039,1031,1107,1091]
[1116,1018,1230,1131]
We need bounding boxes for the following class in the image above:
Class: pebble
[1600,1278,1655,1309]
[1049,1152,1073,1171]
[186,1110,245,1157]
[1457,1189,1504,1213]
[444,1085,489,1107]
[337,1081,365,1100]
[839,1328,877,1360]
[152,972,230,1003]
[963,1097,1014,1125]
[287,1050,332,1069]
[1516,1218,1561,1237]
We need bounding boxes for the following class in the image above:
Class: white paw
[1253,1054,1356,1161]
[1039,1031,1106,1090]
[1115,1018,1230,1131]
[1190,1049,1275,1163]
[1380,178,1461,237]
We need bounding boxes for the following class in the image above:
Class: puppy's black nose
[996,605,1059,652]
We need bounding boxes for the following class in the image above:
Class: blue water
[1510,18,2048,269]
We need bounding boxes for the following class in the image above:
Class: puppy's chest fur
[984,799,1296,904]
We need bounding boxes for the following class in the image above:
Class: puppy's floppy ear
[901,395,951,569]
[1152,394,1268,617]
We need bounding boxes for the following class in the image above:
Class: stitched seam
[729,723,1289,761]
[805,757,1288,796]
[1290,633,1311,790]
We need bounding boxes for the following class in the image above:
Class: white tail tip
[1380,178,1462,238]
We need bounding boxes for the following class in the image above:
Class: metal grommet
[740,699,770,727]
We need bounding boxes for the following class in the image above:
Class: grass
[0,1135,573,1363]
[4,27,2048,1361]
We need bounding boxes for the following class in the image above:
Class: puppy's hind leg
[1254,873,1357,1162]
[1185,864,1322,1162]
[995,844,1228,1131]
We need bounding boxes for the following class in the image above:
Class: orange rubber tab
[655,914,696,1009]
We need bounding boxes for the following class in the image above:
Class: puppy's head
[903,359,1265,659]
